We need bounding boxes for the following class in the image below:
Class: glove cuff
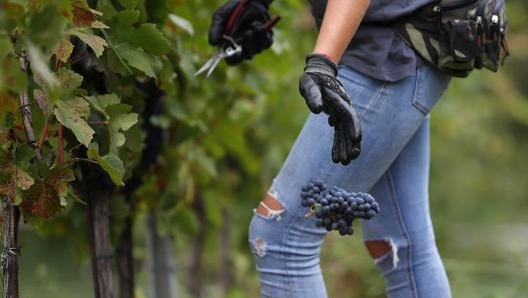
[304,53,338,77]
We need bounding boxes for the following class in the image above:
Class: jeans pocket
[411,65,450,115]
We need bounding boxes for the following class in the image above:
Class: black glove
[299,54,362,165]
[208,0,274,65]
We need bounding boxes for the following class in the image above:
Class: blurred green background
[14,0,528,297]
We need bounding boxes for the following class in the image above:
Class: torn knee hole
[365,239,400,268]
[365,240,391,258]
[256,191,284,219]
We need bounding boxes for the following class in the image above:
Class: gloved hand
[299,54,362,165]
[208,0,274,65]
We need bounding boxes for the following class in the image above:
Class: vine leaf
[54,97,95,146]
[87,143,124,185]
[71,0,97,27]
[14,167,35,191]
[116,0,139,10]
[106,103,138,153]
[111,43,161,78]
[56,68,84,93]
[103,9,168,77]
[84,93,119,116]
[131,23,170,56]
[55,38,75,63]
[0,152,16,199]
[0,144,37,202]
[107,10,169,55]
[84,93,138,153]
[20,166,75,219]
[69,28,108,58]
[26,4,66,49]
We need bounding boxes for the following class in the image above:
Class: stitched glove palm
[208,0,274,65]
[299,54,362,165]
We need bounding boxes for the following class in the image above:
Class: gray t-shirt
[307,0,434,82]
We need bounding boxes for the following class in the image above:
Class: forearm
[313,0,371,63]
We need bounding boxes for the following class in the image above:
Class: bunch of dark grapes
[300,179,380,236]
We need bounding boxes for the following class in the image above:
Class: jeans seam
[411,68,429,115]
[385,169,419,298]
[358,82,387,121]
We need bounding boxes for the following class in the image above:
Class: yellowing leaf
[69,29,108,58]
[56,68,83,92]
[55,38,74,63]
[0,161,15,199]
[54,97,94,146]
[91,21,110,29]
[14,167,35,190]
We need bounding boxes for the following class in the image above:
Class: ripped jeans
[248,64,452,298]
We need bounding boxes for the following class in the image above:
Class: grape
[300,180,380,236]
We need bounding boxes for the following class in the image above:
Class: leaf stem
[58,124,64,164]
[69,157,99,165]
[38,117,49,149]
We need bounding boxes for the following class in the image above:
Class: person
[208,0,452,297]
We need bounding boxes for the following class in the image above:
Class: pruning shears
[195,0,281,78]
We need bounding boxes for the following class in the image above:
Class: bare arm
[313,0,371,63]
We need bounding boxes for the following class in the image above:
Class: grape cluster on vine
[300,179,380,236]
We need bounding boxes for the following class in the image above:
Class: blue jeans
[248,64,452,298]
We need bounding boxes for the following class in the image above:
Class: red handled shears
[195,0,280,78]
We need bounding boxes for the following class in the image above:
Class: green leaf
[54,97,94,146]
[117,0,139,9]
[14,143,35,169]
[111,43,162,78]
[84,93,120,117]
[87,143,124,185]
[106,103,138,153]
[132,23,170,55]
[26,5,66,49]
[108,9,140,29]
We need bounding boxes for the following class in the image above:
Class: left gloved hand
[208,0,275,65]
[299,53,362,165]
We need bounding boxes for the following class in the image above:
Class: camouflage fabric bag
[395,0,509,77]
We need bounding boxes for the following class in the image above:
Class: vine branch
[18,53,41,160]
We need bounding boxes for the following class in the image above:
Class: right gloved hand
[299,54,362,165]
[208,0,274,65]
